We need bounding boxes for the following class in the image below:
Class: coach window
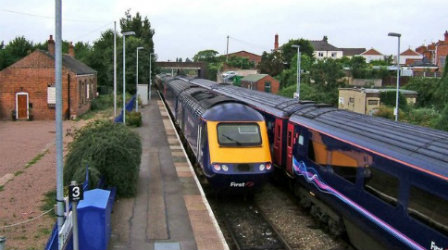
[408,186,448,236]
[364,167,399,206]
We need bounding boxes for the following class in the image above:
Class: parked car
[222,71,237,79]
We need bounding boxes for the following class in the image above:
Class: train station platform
[108,94,228,250]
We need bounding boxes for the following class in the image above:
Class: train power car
[157,76,273,190]
[185,77,448,250]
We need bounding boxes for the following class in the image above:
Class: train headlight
[259,164,265,171]
[213,164,221,171]
[266,163,272,170]
[222,165,229,172]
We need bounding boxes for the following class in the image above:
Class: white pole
[123,35,126,124]
[55,0,64,249]
[149,53,152,102]
[136,48,139,112]
[395,36,401,122]
[113,21,117,117]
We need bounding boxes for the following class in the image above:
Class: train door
[273,118,283,167]
[286,122,295,175]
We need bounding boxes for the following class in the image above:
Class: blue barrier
[114,95,136,123]
[45,166,116,250]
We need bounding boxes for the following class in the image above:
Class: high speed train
[156,75,273,191]
[182,76,448,250]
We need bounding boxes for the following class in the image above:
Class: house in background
[0,35,97,120]
[400,48,423,65]
[240,74,280,94]
[416,31,448,71]
[341,48,366,58]
[310,36,343,60]
[360,48,385,63]
[226,50,261,65]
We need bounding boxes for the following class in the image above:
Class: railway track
[212,196,292,250]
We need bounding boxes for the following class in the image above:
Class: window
[47,86,56,105]
[408,186,448,236]
[86,83,90,99]
[349,97,355,103]
[217,123,261,146]
[368,100,379,106]
[264,81,271,93]
[364,167,399,206]
[331,52,337,58]
[318,52,324,57]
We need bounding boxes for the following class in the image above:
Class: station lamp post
[149,52,154,102]
[122,31,135,124]
[291,44,301,101]
[388,32,401,122]
[136,46,144,112]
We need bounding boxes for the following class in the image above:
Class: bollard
[0,236,6,250]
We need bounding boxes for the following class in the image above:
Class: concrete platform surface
[109,94,228,250]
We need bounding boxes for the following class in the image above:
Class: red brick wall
[228,51,262,64]
[0,50,96,120]
[436,43,448,69]
[240,75,280,94]
[255,75,279,94]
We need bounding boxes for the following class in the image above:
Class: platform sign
[68,184,84,202]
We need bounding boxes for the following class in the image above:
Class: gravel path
[0,119,89,249]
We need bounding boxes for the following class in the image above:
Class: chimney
[274,34,279,50]
[48,35,55,56]
[445,30,448,42]
[68,42,75,57]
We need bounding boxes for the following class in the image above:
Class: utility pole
[113,21,117,117]
[149,53,152,102]
[55,0,64,249]
[226,35,229,62]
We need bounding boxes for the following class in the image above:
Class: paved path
[109,94,228,250]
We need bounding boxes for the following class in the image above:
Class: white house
[399,48,423,65]
[360,48,385,63]
[310,36,343,60]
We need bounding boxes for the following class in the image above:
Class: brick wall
[240,75,280,94]
[229,51,262,64]
[0,50,96,120]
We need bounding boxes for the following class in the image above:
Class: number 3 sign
[68,184,84,202]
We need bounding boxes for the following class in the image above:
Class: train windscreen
[217,123,261,146]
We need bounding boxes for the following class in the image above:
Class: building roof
[341,48,366,56]
[41,50,96,75]
[410,57,438,68]
[339,88,417,95]
[401,48,421,56]
[309,40,341,51]
[241,74,269,83]
[361,48,383,56]
[227,50,261,57]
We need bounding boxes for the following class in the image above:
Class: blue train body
[183,77,448,250]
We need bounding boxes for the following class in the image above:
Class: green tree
[349,56,368,78]
[280,39,314,67]
[435,105,448,131]
[120,9,155,53]
[193,49,219,63]
[227,56,255,69]
[73,42,91,62]
[0,36,34,70]
[257,50,284,76]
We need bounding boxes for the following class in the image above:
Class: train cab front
[202,103,272,192]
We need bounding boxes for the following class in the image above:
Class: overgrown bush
[64,120,142,197]
[379,91,408,110]
[126,111,142,127]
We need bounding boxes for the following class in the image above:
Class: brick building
[240,74,280,94]
[0,35,97,120]
[227,51,262,65]
[416,31,448,70]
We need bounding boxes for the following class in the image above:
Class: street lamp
[136,46,144,112]
[149,52,154,102]
[292,44,301,100]
[122,31,135,124]
[388,32,401,122]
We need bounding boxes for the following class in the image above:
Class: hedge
[63,120,142,197]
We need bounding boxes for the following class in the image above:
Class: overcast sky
[1,0,447,61]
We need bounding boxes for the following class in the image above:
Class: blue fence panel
[114,95,136,123]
